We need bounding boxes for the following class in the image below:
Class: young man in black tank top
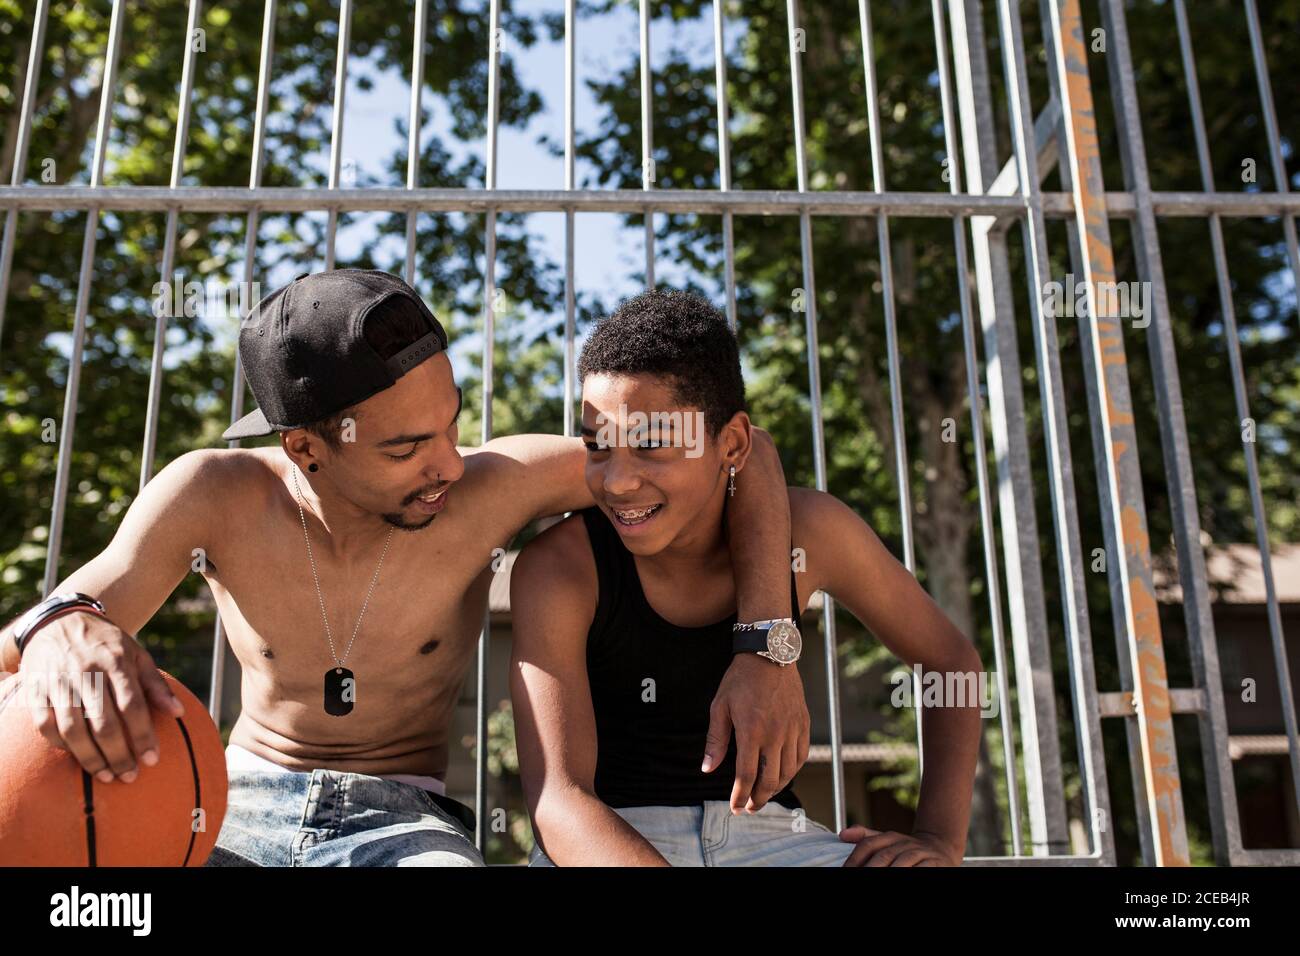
[509,290,982,866]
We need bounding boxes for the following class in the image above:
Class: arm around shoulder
[464,433,594,523]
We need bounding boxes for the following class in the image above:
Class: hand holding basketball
[18,609,184,782]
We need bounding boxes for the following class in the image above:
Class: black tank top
[580,507,802,810]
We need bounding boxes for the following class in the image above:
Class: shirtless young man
[0,270,810,867]
[510,289,983,866]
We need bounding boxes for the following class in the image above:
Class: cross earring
[728,465,736,497]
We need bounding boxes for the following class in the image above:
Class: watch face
[766,621,802,664]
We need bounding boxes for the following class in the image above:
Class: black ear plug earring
[308,463,319,473]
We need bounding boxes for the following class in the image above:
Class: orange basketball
[0,670,227,866]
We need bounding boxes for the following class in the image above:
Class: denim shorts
[528,800,855,867]
[205,768,483,867]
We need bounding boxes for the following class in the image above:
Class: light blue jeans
[205,768,483,867]
[529,800,855,866]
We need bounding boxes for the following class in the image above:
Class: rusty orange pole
[1045,0,1189,865]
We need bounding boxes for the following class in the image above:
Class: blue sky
[325,1,730,332]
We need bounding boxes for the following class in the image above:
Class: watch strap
[732,627,770,655]
[732,618,797,656]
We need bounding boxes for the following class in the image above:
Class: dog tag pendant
[324,667,355,716]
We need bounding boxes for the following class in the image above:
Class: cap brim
[221,407,276,441]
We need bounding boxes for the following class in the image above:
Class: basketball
[0,670,227,866]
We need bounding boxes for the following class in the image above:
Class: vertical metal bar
[1175,0,1298,857]
[993,0,1084,857]
[0,0,50,353]
[1046,0,1189,866]
[139,0,203,490]
[930,0,1024,859]
[247,0,276,204]
[324,0,352,270]
[1030,0,1114,863]
[563,0,576,437]
[785,0,844,833]
[1100,0,1224,865]
[404,0,428,284]
[42,0,127,597]
[476,0,503,856]
[712,0,736,329]
[639,0,654,286]
[857,0,927,789]
[857,1,914,575]
[949,0,1064,857]
[211,0,277,726]
[1243,0,1300,333]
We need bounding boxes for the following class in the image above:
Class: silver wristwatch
[12,592,107,657]
[732,617,803,666]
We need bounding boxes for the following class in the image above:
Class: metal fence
[2,0,1297,865]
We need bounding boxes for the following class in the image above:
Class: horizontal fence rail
[4,185,1300,217]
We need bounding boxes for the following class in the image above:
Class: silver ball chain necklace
[292,464,395,716]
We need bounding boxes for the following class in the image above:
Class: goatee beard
[382,512,437,532]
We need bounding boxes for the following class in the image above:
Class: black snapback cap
[223,269,449,441]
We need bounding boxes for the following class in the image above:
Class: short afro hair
[578,288,746,437]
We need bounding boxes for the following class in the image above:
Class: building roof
[1152,543,1300,605]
